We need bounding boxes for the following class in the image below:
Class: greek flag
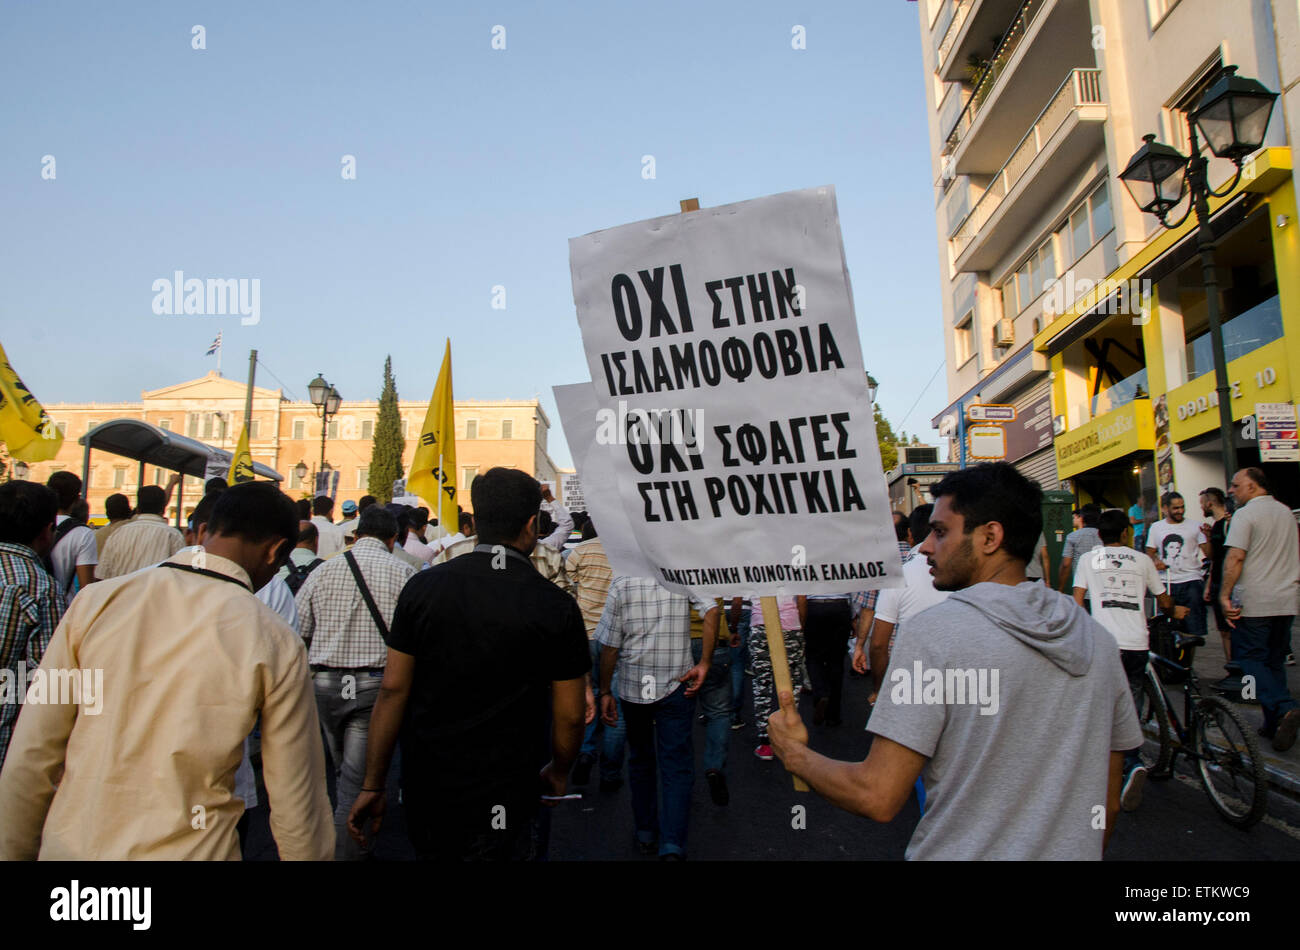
[205,331,222,356]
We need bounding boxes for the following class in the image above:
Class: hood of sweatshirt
[948,581,1095,676]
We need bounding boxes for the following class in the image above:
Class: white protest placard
[554,382,657,580]
[567,185,902,598]
[560,471,586,512]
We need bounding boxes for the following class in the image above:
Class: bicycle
[1137,619,1268,828]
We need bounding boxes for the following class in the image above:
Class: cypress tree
[368,355,405,502]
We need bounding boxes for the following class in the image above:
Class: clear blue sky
[0,0,945,468]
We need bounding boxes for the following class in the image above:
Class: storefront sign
[1257,402,1300,462]
[1054,399,1154,480]
[1004,391,1053,463]
[1167,340,1290,443]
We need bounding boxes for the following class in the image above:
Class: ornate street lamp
[867,373,879,404]
[306,374,342,494]
[1118,64,1278,488]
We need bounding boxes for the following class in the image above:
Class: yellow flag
[0,341,63,462]
[407,340,458,529]
[230,424,255,483]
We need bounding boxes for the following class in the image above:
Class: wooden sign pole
[680,196,807,793]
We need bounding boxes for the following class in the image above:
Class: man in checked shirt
[296,504,414,860]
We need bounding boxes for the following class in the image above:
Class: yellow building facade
[23,372,568,522]
[1034,148,1300,512]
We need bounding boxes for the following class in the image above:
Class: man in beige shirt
[0,481,334,860]
[96,485,186,579]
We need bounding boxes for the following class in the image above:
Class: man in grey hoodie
[768,462,1141,860]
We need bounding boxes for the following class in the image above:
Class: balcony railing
[1092,368,1148,418]
[942,0,1048,157]
[935,0,974,71]
[1185,295,1283,382]
[950,68,1102,259]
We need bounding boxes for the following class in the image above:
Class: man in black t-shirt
[347,467,589,861]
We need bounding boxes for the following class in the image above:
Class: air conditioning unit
[995,317,1015,346]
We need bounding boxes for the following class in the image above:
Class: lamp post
[1118,65,1278,489]
[866,373,879,404]
[307,374,342,495]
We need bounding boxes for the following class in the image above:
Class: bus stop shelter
[79,419,283,528]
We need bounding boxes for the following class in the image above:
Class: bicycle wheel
[1138,667,1173,777]
[1191,695,1268,828]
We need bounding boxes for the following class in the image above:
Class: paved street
[245,660,1300,861]
[548,667,1300,861]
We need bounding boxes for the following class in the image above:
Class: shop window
[955,313,975,366]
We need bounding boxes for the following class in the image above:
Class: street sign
[967,424,1007,460]
[967,404,1016,422]
[1257,402,1299,462]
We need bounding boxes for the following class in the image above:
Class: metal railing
[950,69,1103,259]
[942,0,1047,157]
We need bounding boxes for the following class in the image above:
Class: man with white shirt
[44,471,97,603]
[1074,508,1184,809]
[336,499,359,543]
[311,496,345,560]
[539,482,573,551]
[403,508,437,566]
[1145,491,1209,642]
[97,485,186,579]
[867,505,949,706]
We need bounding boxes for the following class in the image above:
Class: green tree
[368,355,405,502]
[875,404,899,471]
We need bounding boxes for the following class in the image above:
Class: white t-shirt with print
[1073,545,1163,651]
[1145,519,1206,585]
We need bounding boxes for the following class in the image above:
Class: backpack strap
[344,549,389,639]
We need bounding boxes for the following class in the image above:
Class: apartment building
[917,0,1300,513]
[23,371,566,521]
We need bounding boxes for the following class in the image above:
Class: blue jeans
[1233,615,1299,733]
[313,669,383,860]
[581,640,627,780]
[730,611,751,719]
[622,685,696,857]
[692,638,732,775]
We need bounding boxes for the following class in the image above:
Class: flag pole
[216,337,222,377]
[679,195,806,792]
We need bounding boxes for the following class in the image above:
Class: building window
[401,420,410,439]
[361,420,373,440]
[154,468,165,486]
[88,419,100,431]
[357,467,369,489]
[247,419,260,439]
[461,465,478,490]
[1088,185,1112,248]
[955,313,975,366]
[159,418,172,431]
[465,419,478,440]
[201,414,214,440]
[56,422,68,438]
[293,419,306,440]
[328,420,339,440]
[187,414,199,437]
[501,419,513,440]
[289,469,302,489]
[113,468,125,488]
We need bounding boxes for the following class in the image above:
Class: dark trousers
[623,686,695,857]
[1233,615,1299,734]
[403,790,548,861]
[1120,649,1147,772]
[804,599,852,723]
[1169,580,1208,638]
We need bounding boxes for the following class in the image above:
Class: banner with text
[567,185,902,597]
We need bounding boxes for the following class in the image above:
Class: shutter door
[1016,447,1059,491]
